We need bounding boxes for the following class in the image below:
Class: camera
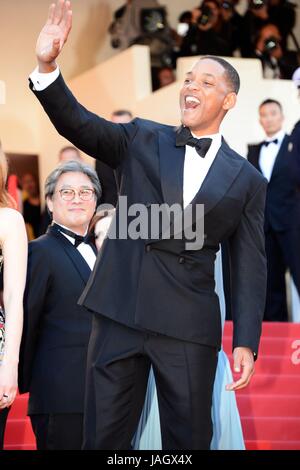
[198,5,213,26]
[250,0,266,9]
[264,36,280,53]
[140,8,167,34]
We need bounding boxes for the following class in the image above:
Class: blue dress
[133,249,245,450]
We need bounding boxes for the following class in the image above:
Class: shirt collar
[265,129,285,144]
[52,221,88,245]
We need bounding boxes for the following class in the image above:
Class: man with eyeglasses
[18,160,101,450]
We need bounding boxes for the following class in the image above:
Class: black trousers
[83,315,218,450]
[0,408,10,450]
[265,228,300,321]
[30,413,83,450]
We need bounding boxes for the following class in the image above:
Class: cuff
[29,66,60,91]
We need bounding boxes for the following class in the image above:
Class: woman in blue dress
[133,248,245,450]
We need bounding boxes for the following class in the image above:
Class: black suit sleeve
[96,160,119,206]
[29,74,138,169]
[18,242,52,393]
[290,124,300,186]
[228,179,267,358]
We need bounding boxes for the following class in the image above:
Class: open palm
[36,0,72,64]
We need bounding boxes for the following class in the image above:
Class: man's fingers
[233,351,244,373]
[226,363,254,391]
[53,0,65,26]
[62,9,73,42]
[46,3,56,25]
[231,368,254,391]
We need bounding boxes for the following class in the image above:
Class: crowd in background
[109,0,299,89]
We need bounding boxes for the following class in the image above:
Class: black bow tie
[175,126,212,158]
[263,138,278,147]
[52,223,90,247]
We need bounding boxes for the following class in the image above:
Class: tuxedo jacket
[95,159,119,206]
[31,74,267,355]
[18,226,94,414]
[247,134,300,232]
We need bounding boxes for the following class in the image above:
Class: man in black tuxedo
[18,160,101,449]
[248,99,300,321]
[29,1,267,450]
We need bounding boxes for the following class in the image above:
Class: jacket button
[178,256,185,264]
[145,245,152,252]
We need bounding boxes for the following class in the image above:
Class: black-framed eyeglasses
[58,188,95,201]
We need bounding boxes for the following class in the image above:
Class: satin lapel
[270,134,288,181]
[47,227,92,285]
[188,141,245,216]
[158,129,185,208]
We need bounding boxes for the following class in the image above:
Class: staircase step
[223,336,298,357]
[4,443,36,450]
[4,418,36,446]
[236,394,300,418]
[245,440,300,450]
[223,354,299,375]
[242,417,300,441]
[9,394,29,419]
[236,374,300,395]
[224,321,300,338]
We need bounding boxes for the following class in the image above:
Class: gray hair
[45,160,102,201]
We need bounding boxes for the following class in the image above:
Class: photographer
[179,1,231,57]
[240,0,270,57]
[254,23,299,78]
[219,0,244,55]
[108,0,176,72]
[268,0,297,50]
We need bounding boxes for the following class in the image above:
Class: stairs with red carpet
[223,321,300,450]
[4,393,36,450]
[4,322,300,450]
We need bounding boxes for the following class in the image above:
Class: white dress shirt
[54,221,96,271]
[30,67,222,209]
[183,133,222,208]
[259,129,285,181]
[30,66,60,91]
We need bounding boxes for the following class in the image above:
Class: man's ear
[46,196,53,214]
[223,92,237,111]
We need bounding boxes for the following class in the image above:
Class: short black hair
[199,56,240,94]
[259,98,282,111]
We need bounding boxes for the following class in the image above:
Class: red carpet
[223,321,300,450]
[4,321,300,450]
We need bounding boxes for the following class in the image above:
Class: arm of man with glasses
[31,0,137,169]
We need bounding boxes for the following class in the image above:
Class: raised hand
[36,0,72,72]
